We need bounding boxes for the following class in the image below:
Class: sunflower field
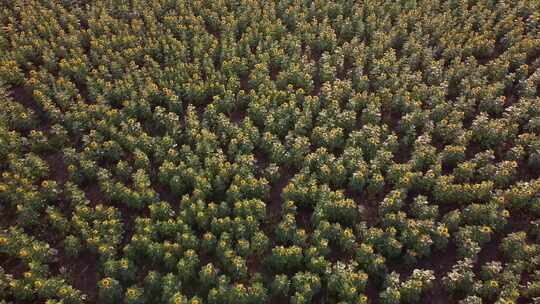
[0,0,540,303]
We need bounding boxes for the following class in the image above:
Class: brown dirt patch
[43,152,69,185]
[267,166,296,219]
[62,250,99,303]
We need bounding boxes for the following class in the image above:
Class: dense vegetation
[1,0,539,303]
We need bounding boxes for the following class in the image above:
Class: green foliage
[0,0,539,303]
